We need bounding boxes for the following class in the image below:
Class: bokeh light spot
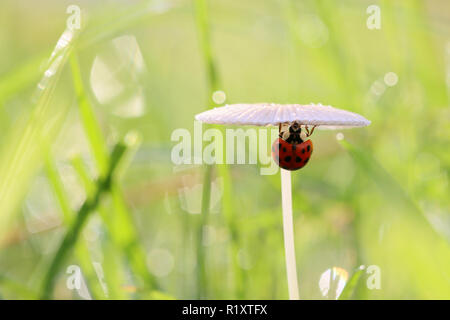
[384,72,398,87]
[147,248,174,277]
[212,90,226,104]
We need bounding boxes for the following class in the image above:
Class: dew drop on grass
[319,267,349,299]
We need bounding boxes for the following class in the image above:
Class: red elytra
[271,138,313,171]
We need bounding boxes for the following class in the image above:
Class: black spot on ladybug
[271,138,313,171]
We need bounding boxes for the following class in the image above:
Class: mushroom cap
[195,103,370,129]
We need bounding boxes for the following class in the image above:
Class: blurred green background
[0,0,449,299]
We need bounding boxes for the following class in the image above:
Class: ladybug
[271,122,314,171]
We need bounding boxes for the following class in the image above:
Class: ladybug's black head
[289,122,301,134]
[285,122,303,144]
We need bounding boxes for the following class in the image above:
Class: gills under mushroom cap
[195,103,370,129]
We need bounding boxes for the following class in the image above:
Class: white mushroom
[195,103,370,129]
[194,102,370,300]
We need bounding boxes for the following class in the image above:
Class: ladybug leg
[304,125,310,137]
[304,125,316,137]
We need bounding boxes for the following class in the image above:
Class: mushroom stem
[280,169,300,300]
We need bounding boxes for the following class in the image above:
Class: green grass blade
[193,0,221,299]
[99,232,129,300]
[0,29,75,243]
[46,154,111,299]
[70,158,126,299]
[194,0,219,95]
[338,267,364,300]
[40,141,128,299]
[45,155,74,223]
[69,53,109,178]
[70,50,157,292]
[196,164,212,298]
[0,54,47,108]
[71,135,159,293]
[71,155,96,195]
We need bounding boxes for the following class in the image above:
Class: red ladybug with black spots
[271,122,314,171]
